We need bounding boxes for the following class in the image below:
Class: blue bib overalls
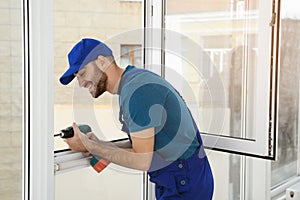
[147,131,214,200]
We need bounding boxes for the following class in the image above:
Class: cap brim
[59,65,81,85]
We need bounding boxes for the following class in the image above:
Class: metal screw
[54,163,60,173]
[290,191,295,198]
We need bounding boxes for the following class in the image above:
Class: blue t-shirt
[118,66,200,161]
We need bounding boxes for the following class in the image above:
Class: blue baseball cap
[59,38,113,85]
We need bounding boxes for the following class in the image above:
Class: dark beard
[93,72,108,98]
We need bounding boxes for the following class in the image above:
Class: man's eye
[80,72,85,76]
[77,72,84,77]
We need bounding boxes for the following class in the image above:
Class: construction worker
[60,38,214,200]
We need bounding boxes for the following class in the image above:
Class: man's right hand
[64,123,89,153]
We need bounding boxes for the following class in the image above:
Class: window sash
[147,0,280,159]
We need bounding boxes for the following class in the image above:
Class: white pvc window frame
[147,0,281,159]
[21,0,280,199]
[22,0,151,199]
[23,0,54,199]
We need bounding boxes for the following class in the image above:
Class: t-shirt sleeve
[122,83,169,132]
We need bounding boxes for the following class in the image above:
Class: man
[60,38,214,200]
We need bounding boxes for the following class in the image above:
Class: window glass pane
[134,47,142,58]
[165,0,259,139]
[120,45,142,66]
[207,151,241,200]
[135,57,142,67]
[271,18,300,187]
[53,0,143,199]
[0,0,23,199]
[120,57,131,67]
[121,46,130,56]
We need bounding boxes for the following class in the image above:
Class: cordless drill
[59,124,110,173]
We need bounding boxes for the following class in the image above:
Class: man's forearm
[85,139,152,171]
[112,140,132,149]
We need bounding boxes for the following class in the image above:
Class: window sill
[271,176,300,199]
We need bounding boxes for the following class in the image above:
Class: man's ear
[95,55,106,70]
